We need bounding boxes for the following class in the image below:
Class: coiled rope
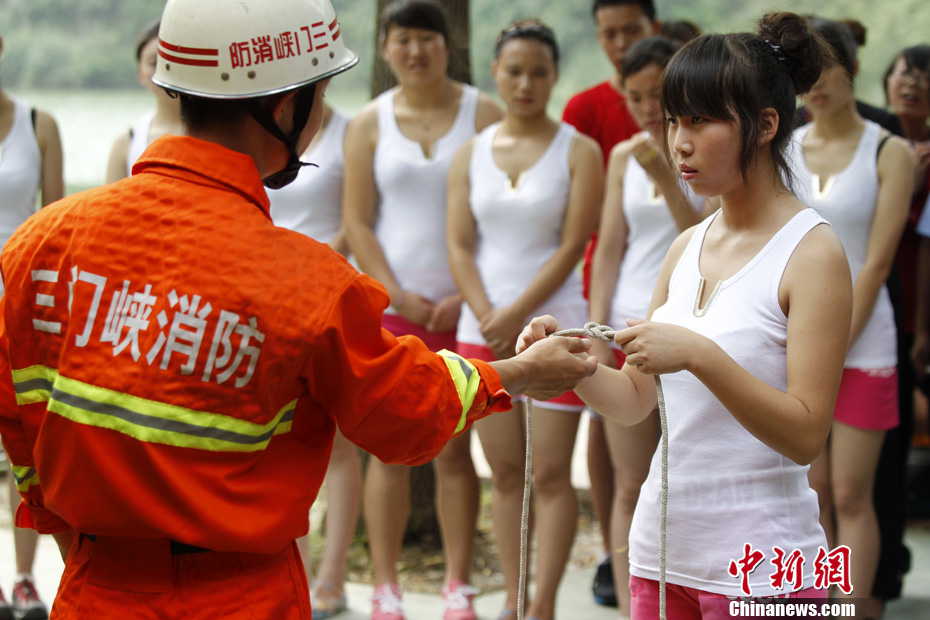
[516,322,669,620]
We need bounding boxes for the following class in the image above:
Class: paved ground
[0,525,927,618]
[1,419,928,618]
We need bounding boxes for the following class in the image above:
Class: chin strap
[249,83,319,189]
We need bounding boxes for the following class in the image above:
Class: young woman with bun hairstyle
[518,13,853,618]
[788,17,916,615]
[447,19,603,620]
[587,35,705,617]
[342,1,502,618]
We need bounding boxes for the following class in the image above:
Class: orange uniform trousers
[51,535,311,619]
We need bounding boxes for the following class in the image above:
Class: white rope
[515,322,668,620]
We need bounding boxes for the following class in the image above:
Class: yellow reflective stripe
[12,365,296,453]
[11,365,56,405]
[11,465,39,493]
[437,350,481,433]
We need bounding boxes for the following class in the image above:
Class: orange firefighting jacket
[0,136,510,553]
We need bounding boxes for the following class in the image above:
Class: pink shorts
[457,342,584,412]
[834,367,899,431]
[382,313,457,353]
[630,576,826,619]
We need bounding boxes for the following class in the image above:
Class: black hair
[178,95,253,130]
[883,44,930,99]
[494,19,560,66]
[807,16,858,78]
[620,36,680,85]
[379,0,450,46]
[661,12,828,187]
[135,19,160,62]
[591,0,656,22]
[660,20,701,45]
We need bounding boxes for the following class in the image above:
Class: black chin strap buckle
[248,83,319,189]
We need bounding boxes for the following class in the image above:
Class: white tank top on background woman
[629,208,828,597]
[457,122,584,346]
[0,97,41,256]
[609,156,704,328]
[126,110,156,176]
[788,120,896,369]
[374,85,478,312]
[268,111,348,245]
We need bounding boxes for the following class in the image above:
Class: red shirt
[0,136,510,552]
[562,81,640,166]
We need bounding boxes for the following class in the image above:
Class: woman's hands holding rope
[517,315,709,376]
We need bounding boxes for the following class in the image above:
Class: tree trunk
[367,0,473,546]
[371,0,472,97]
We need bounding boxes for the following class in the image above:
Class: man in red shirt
[561,0,659,609]
[0,1,598,618]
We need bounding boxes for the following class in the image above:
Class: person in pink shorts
[447,20,603,620]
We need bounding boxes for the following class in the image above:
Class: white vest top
[610,156,703,325]
[268,110,348,245]
[630,208,828,597]
[0,97,41,255]
[126,111,155,176]
[457,122,585,345]
[374,85,478,308]
[788,120,896,369]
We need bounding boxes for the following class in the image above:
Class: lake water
[13,87,371,191]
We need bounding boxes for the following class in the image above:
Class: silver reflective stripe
[13,468,36,485]
[14,378,53,394]
[453,356,473,381]
[49,389,295,445]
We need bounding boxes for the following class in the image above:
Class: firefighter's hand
[507,335,598,401]
[515,314,560,354]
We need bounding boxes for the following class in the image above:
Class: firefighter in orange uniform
[0,1,598,618]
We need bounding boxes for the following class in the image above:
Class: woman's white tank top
[788,120,896,369]
[0,97,41,254]
[610,156,703,325]
[457,122,584,345]
[373,85,478,308]
[268,110,348,245]
[126,111,155,175]
[630,208,828,597]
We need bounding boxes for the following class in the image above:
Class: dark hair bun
[841,19,867,47]
[757,12,826,94]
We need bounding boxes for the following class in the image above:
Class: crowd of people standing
[1,1,928,619]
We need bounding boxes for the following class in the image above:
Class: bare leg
[476,405,526,613]
[364,458,411,587]
[433,429,479,586]
[587,416,614,554]
[604,410,659,618]
[8,474,38,575]
[808,437,835,547]
[313,430,362,604]
[526,405,581,620]
[831,422,884,617]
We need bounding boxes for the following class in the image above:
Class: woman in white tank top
[105,21,182,183]
[519,14,854,617]
[447,21,603,619]
[265,103,357,617]
[342,3,502,617]
[787,18,916,615]
[0,33,63,618]
[587,37,705,617]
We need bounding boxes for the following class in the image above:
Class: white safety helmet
[152,0,358,99]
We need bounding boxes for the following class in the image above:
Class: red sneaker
[12,578,47,620]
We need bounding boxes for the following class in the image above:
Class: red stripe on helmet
[329,19,338,31]
[158,49,219,67]
[159,39,219,56]
[332,29,341,41]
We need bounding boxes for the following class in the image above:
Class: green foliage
[2,0,929,106]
